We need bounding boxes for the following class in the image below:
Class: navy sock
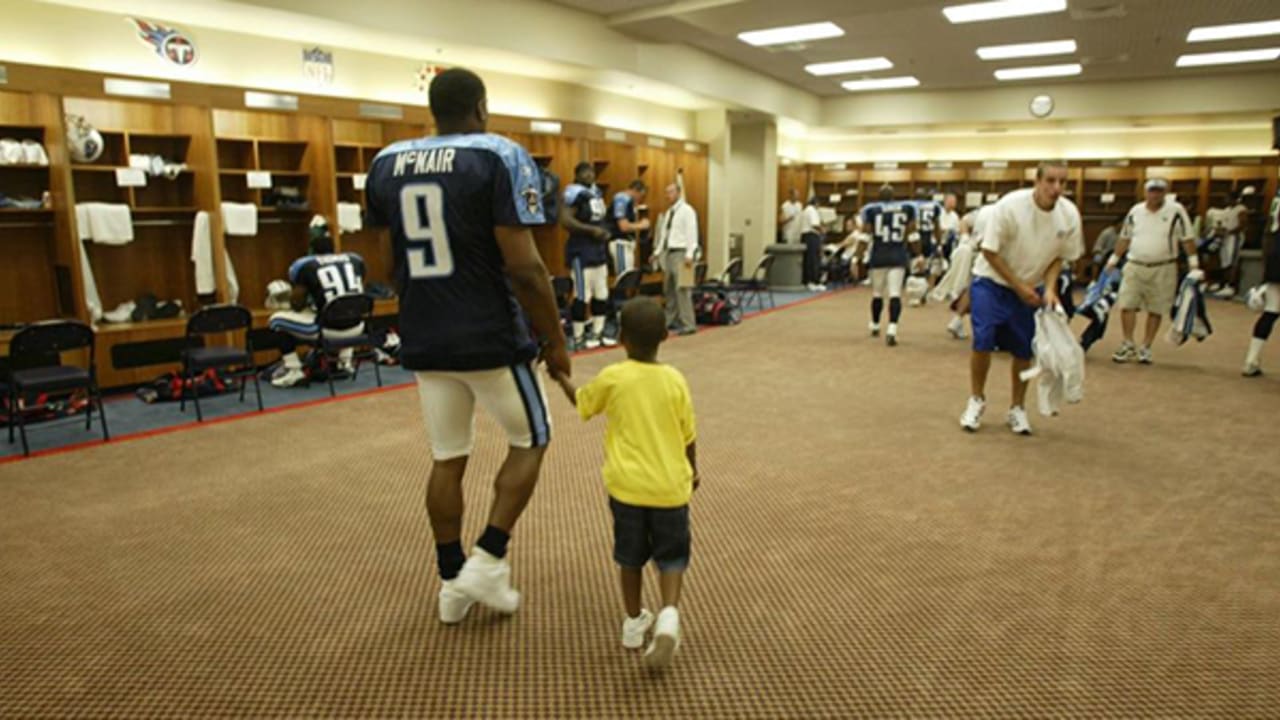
[871,298,884,323]
[437,541,465,581]
[889,298,902,323]
[476,525,511,559]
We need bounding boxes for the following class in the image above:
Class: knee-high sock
[590,300,609,335]
[889,298,902,323]
[571,299,587,339]
[871,297,884,323]
[1248,312,1279,365]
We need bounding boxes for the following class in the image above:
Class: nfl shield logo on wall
[303,47,334,86]
[128,17,198,67]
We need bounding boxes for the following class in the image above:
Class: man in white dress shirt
[652,183,699,335]
[1106,178,1201,365]
[959,161,1083,436]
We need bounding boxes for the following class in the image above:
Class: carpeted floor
[1,291,1277,718]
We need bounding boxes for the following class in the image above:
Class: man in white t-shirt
[778,188,803,244]
[1106,178,1201,364]
[799,197,826,291]
[960,161,1084,436]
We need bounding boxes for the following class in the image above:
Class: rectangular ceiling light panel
[1175,48,1280,67]
[842,76,921,91]
[1187,20,1280,43]
[805,57,893,76]
[993,63,1082,80]
[977,39,1076,60]
[738,22,844,47]
[944,0,1066,24]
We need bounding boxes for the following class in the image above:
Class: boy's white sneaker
[438,580,475,625]
[1007,406,1033,436]
[621,609,654,650]
[960,396,985,432]
[452,547,520,614]
[644,607,681,669]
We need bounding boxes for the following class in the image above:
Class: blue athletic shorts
[970,277,1037,360]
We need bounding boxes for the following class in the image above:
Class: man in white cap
[1107,178,1201,365]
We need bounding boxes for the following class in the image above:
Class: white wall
[728,121,777,270]
[697,109,731,271]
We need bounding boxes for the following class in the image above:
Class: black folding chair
[318,294,382,398]
[730,254,777,311]
[181,304,262,422]
[6,320,108,456]
[695,257,743,293]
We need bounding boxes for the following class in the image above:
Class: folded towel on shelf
[221,202,258,236]
[337,202,363,233]
[75,202,134,245]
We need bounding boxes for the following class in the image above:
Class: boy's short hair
[620,298,667,352]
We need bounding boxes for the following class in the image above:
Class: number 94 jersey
[289,252,366,313]
[860,201,917,268]
[366,133,546,372]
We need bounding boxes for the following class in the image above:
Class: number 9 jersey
[365,134,547,372]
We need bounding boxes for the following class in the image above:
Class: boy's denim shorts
[609,497,690,573]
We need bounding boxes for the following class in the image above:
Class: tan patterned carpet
[2,290,1278,718]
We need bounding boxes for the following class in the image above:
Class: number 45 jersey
[366,133,547,372]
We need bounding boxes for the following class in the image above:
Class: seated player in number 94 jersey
[364,67,570,625]
[267,229,368,388]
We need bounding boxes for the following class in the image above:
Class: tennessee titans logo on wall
[128,18,198,67]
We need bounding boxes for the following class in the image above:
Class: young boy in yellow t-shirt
[551,297,698,669]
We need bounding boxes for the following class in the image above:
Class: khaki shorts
[1117,261,1177,314]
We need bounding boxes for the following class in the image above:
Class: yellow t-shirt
[576,360,696,508]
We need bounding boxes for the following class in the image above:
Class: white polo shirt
[799,204,823,236]
[780,200,802,242]
[1121,198,1193,264]
[974,189,1083,287]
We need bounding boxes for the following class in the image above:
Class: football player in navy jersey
[267,232,367,388]
[365,68,569,624]
[852,185,922,346]
[561,162,612,349]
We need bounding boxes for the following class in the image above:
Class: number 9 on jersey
[401,182,455,279]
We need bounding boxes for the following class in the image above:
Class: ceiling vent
[1070,3,1127,21]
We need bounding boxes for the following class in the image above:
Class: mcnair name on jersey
[392,148,457,177]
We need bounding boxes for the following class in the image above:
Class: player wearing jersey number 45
[365,68,570,625]
[851,185,923,346]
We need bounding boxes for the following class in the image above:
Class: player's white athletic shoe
[438,580,475,624]
[1242,363,1262,377]
[1112,341,1137,363]
[453,547,520,614]
[1007,406,1033,436]
[600,334,619,348]
[886,323,898,347]
[947,317,968,340]
[584,333,602,350]
[1213,285,1236,299]
[644,607,680,669]
[1137,347,1153,365]
[869,322,880,338]
[621,609,654,649]
[960,396,985,432]
[271,367,307,388]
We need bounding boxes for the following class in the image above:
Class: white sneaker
[1007,406,1033,436]
[946,317,968,340]
[815,283,827,291]
[271,367,307,388]
[583,334,602,350]
[600,334,619,347]
[1137,347,1153,365]
[869,323,880,338]
[644,607,680,669]
[960,396,985,432]
[438,580,475,625]
[621,609,654,650]
[886,323,898,347]
[452,547,520,614]
[1242,363,1262,378]
[1214,286,1236,299]
[1112,342,1136,364]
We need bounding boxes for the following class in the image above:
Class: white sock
[283,354,303,370]
[572,321,585,340]
[948,314,962,327]
[1247,337,1266,366]
[591,315,606,336]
